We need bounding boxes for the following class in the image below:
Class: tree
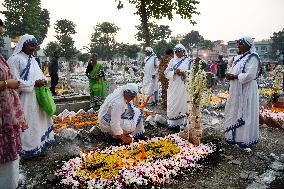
[43,41,62,58]
[199,39,214,50]
[181,30,214,55]
[58,35,78,61]
[54,19,76,38]
[116,0,199,46]
[90,22,120,60]
[181,30,203,48]
[152,37,178,58]
[271,28,284,57]
[77,52,90,64]
[37,9,50,45]
[54,19,77,61]
[1,0,50,46]
[126,44,141,59]
[135,22,172,45]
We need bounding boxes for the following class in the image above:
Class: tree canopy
[54,19,78,61]
[181,30,214,52]
[271,28,284,57]
[1,0,50,46]
[116,43,141,59]
[135,22,172,45]
[152,37,178,58]
[77,52,90,64]
[90,22,120,60]
[116,0,199,46]
[43,41,62,58]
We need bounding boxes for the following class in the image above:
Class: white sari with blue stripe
[8,52,54,157]
[165,56,191,130]
[142,55,159,104]
[225,52,260,148]
[99,99,144,139]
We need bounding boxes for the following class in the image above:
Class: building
[227,40,238,59]
[192,40,228,61]
[254,40,272,62]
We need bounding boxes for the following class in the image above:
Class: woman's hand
[174,69,185,76]
[35,79,47,87]
[117,134,132,144]
[7,79,20,89]
[225,73,238,80]
[0,79,20,90]
[93,77,100,82]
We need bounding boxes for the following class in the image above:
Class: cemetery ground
[18,104,284,189]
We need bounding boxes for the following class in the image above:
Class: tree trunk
[139,0,150,46]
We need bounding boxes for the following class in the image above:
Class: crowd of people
[0,16,264,188]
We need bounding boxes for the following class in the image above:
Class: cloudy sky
[1,0,284,49]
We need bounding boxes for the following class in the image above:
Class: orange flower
[271,107,284,112]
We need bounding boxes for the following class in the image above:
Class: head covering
[237,36,256,53]
[11,34,37,56]
[145,47,154,53]
[173,44,188,59]
[98,83,138,119]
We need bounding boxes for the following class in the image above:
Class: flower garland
[259,88,281,104]
[53,113,99,133]
[186,59,211,116]
[55,134,216,188]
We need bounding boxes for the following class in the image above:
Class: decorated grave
[53,109,98,133]
[55,134,216,188]
[54,61,218,188]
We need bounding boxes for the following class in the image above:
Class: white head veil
[145,47,154,54]
[238,36,256,53]
[144,47,155,58]
[98,83,139,119]
[173,44,188,59]
[11,34,37,56]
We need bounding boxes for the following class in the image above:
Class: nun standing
[142,47,159,106]
[164,44,192,130]
[224,36,261,149]
[7,34,54,157]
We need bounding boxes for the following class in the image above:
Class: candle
[130,137,134,153]
[140,143,145,159]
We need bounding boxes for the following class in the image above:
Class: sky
[1,0,284,50]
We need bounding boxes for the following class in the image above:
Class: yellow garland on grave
[78,140,180,181]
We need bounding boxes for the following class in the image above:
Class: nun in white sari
[164,44,192,130]
[225,36,260,148]
[7,34,54,157]
[98,83,145,144]
[142,47,159,105]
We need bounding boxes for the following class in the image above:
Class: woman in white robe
[225,36,260,148]
[165,44,192,130]
[98,83,145,144]
[142,47,159,105]
[8,34,54,157]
